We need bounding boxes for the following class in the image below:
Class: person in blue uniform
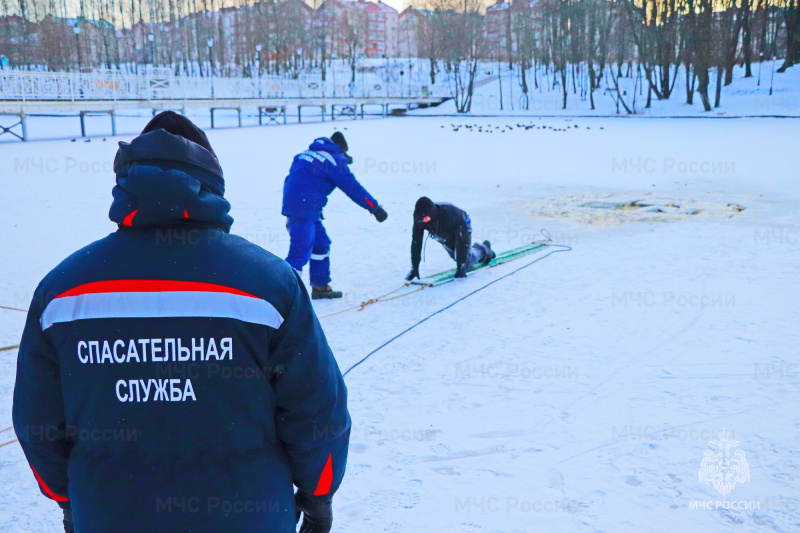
[13,112,349,533]
[282,132,387,299]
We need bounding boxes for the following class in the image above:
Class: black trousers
[441,232,492,269]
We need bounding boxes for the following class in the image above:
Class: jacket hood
[308,137,344,155]
[109,130,233,231]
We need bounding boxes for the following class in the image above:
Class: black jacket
[411,202,471,270]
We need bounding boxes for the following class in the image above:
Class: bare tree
[430,0,484,112]
[777,0,800,72]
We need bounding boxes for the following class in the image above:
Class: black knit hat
[142,111,216,158]
[414,197,437,219]
[331,131,348,153]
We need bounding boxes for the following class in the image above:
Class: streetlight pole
[360,55,365,98]
[207,37,215,99]
[255,43,262,97]
[408,60,412,97]
[769,55,776,96]
[73,23,82,73]
[148,33,155,66]
[332,51,337,97]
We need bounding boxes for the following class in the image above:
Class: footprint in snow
[624,475,642,487]
[364,411,385,424]
[430,442,452,455]
[476,468,512,477]
[347,463,372,477]
[390,452,416,466]
[380,464,406,476]
[349,443,369,454]
[719,508,745,525]
[573,490,606,516]
[432,466,461,476]
[365,489,421,511]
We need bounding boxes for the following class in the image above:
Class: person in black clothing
[405,197,496,281]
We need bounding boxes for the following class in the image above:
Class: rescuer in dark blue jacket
[282,132,387,299]
[12,112,350,533]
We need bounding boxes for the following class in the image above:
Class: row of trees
[0,0,339,78]
[411,0,799,112]
[0,0,798,112]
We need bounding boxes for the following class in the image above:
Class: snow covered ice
[1,104,799,531]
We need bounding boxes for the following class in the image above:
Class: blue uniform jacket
[12,130,350,533]
[282,137,378,221]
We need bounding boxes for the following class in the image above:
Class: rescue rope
[342,245,572,378]
[0,427,16,449]
[321,232,555,322]
[318,283,425,320]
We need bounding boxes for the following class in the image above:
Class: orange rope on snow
[0,427,16,449]
[317,283,426,320]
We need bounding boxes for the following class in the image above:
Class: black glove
[371,205,388,223]
[406,267,420,281]
[454,265,468,279]
[62,506,74,533]
[295,491,333,533]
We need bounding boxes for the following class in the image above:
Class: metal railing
[0,69,444,101]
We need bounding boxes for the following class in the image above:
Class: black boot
[312,285,343,300]
[481,240,496,264]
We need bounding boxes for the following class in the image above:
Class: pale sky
[378,0,409,11]
[366,0,497,14]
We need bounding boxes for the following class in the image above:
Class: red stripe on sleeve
[121,209,138,227]
[30,466,69,502]
[365,198,375,209]
[312,453,333,496]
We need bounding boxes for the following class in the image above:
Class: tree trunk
[519,61,529,110]
[497,60,504,110]
[742,0,753,77]
[696,68,711,111]
[777,7,800,72]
